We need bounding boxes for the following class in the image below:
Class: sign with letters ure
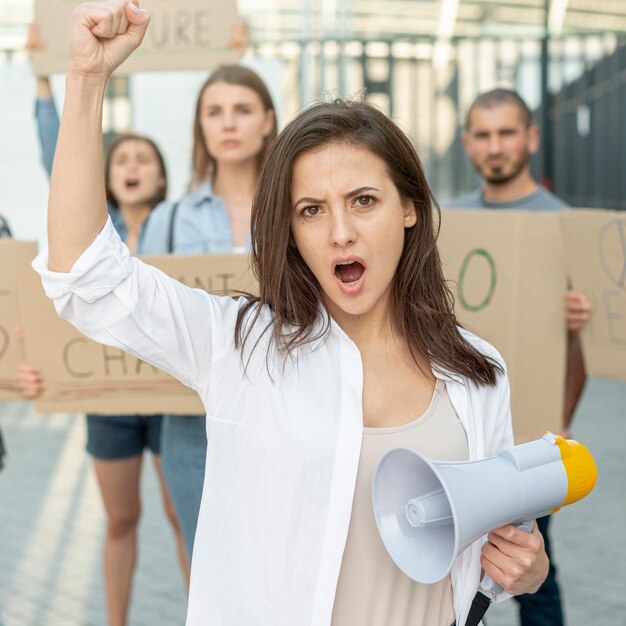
[561,209,626,383]
[18,254,256,414]
[32,0,240,76]
[437,211,567,443]
[0,241,38,401]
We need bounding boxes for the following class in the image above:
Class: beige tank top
[332,380,469,626]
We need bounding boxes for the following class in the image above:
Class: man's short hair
[465,88,533,130]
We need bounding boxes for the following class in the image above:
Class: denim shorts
[86,414,163,460]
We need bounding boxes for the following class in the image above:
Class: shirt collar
[479,185,542,209]
[432,366,465,385]
[187,179,216,206]
[323,306,466,385]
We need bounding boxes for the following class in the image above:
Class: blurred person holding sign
[24,25,189,625]
[33,3,549,625]
[443,88,592,626]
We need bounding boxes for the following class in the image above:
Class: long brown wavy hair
[236,99,501,386]
[190,65,277,189]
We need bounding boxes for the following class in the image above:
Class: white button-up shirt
[34,217,513,626]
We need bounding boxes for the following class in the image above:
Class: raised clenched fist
[68,0,150,78]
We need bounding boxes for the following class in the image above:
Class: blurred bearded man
[447,88,568,209]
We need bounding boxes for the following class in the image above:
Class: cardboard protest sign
[560,209,626,382]
[32,0,240,76]
[438,211,567,443]
[18,254,256,414]
[0,241,38,401]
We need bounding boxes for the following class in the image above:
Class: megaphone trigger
[479,518,534,600]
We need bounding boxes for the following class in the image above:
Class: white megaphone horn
[372,432,597,592]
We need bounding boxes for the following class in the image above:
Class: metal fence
[549,41,626,210]
[252,33,625,206]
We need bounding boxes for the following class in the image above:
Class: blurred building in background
[1,0,624,222]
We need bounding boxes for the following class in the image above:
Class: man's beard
[478,150,529,186]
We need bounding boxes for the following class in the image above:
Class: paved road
[0,378,624,625]
[489,378,626,626]
[0,404,187,626]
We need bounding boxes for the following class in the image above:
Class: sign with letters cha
[18,254,256,414]
[437,210,567,443]
[561,209,626,382]
[32,0,240,76]
[0,241,38,400]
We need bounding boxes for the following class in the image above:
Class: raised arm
[47,0,150,271]
[35,89,60,177]
[26,23,61,177]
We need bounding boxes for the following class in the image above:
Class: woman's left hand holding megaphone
[481,521,549,595]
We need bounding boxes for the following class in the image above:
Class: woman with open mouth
[36,2,550,626]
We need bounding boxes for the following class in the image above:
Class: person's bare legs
[93,455,142,626]
[153,455,191,588]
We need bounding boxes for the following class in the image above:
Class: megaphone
[372,432,597,589]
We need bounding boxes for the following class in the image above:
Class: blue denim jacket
[139,182,236,423]
[34,98,59,177]
[140,180,234,255]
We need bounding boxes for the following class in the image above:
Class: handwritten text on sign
[19,253,256,414]
[561,211,626,381]
[457,248,498,312]
[32,0,239,75]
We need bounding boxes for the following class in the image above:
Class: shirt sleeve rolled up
[32,216,232,392]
